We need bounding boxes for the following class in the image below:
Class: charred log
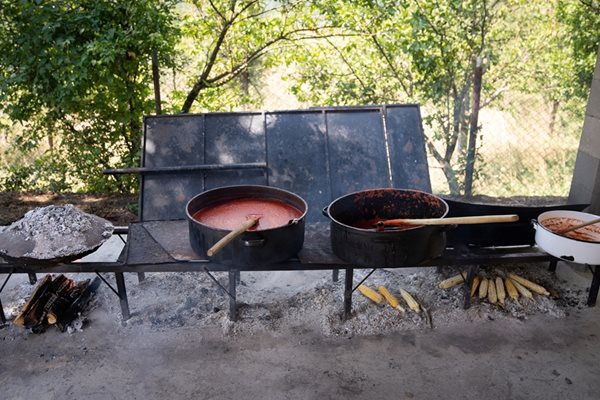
[13,274,99,332]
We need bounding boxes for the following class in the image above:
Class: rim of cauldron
[325,187,449,232]
[185,184,308,232]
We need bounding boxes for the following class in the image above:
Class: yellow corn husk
[378,286,406,312]
[505,277,519,300]
[495,277,506,305]
[399,288,421,313]
[470,276,481,297]
[510,279,533,299]
[478,278,489,299]
[358,284,384,305]
[438,273,466,289]
[508,273,550,296]
[487,278,498,304]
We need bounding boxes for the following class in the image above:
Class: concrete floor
[1,237,600,399]
[1,306,599,399]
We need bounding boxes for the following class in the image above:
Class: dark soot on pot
[344,189,446,229]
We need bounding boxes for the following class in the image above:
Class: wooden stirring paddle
[377,214,519,229]
[557,217,600,235]
[207,215,262,256]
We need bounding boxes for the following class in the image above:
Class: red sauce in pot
[192,198,303,231]
[541,217,600,242]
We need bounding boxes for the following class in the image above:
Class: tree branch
[370,34,413,97]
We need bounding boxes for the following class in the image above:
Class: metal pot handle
[531,219,539,230]
[243,239,266,247]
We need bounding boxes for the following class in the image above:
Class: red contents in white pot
[541,217,600,242]
[192,198,303,230]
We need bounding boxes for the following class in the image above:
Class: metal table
[1,220,566,323]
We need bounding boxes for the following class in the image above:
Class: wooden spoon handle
[380,214,519,227]
[207,217,260,257]
[557,217,600,234]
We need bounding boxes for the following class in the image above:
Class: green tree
[176,0,338,113]
[0,0,179,192]
[289,0,518,195]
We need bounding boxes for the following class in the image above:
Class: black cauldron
[323,188,449,267]
[186,185,307,267]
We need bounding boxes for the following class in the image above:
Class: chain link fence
[440,92,582,198]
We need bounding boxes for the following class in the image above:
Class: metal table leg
[0,297,5,324]
[115,272,131,320]
[548,258,558,273]
[587,265,600,307]
[343,268,354,320]
[137,272,146,283]
[28,273,37,285]
[228,271,237,321]
[0,272,13,324]
[332,269,339,282]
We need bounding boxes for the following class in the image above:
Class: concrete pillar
[569,45,600,214]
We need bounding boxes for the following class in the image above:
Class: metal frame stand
[94,272,130,320]
[0,271,13,324]
[588,265,600,306]
[344,268,354,319]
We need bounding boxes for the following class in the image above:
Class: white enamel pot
[533,210,600,265]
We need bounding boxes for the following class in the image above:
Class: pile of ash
[0,204,113,262]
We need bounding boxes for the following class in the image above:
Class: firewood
[13,275,53,328]
[56,277,101,332]
[15,274,73,329]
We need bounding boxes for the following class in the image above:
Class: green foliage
[0,0,598,197]
[287,0,598,196]
[176,0,331,113]
[0,0,180,192]
[557,0,600,99]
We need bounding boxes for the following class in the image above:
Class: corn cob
[378,286,406,312]
[399,288,421,313]
[495,277,506,305]
[487,278,498,304]
[478,278,489,299]
[510,279,533,299]
[508,273,550,296]
[358,284,384,304]
[505,277,519,300]
[470,276,481,297]
[438,273,466,289]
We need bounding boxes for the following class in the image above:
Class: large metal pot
[533,210,600,265]
[186,185,307,267]
[323,188,449,267]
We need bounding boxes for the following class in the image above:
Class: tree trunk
[426,141,461,194]
[549,99,559,136]
[464,56,484,198]
[240,66,250,95]
[152,50,162,115]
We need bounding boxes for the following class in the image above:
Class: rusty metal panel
[141,116,205,221]
[326,109,391,199]
[204,113,267,189]
[266,111,330,222]
[138,105,431,222]
[384,105,431,192]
